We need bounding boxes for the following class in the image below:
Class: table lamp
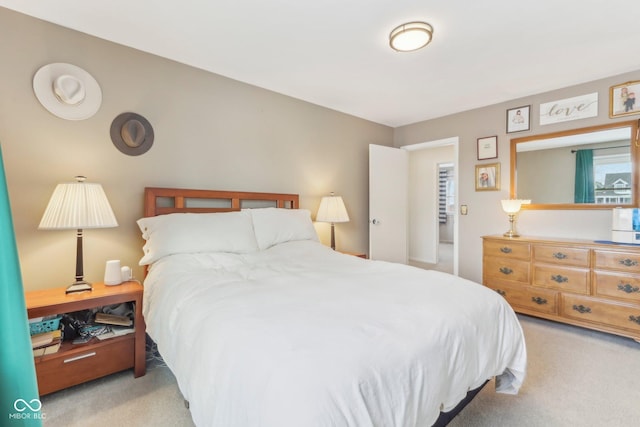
[316,192,349,250]
[501,199,529,238]
[39,176,118,293]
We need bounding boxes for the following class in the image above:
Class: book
[94,313,133,327]
[96,326,135,340]
[31,329,62,349]
[33,342,61,357]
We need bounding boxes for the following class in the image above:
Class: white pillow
[137,210,259,265]
[248,208,319,250]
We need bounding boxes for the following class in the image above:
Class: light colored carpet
[409,242,454,274]
[41,314,640,426]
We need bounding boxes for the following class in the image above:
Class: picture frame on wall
[506,105,530,133]
[475,163,500,191]
[477,136,498,160]
[609,81,640,118]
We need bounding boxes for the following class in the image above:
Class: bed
[139,187,527,427]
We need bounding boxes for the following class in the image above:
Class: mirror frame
[510,120,639,210]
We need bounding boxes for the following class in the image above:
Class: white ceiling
[2,0,639,127]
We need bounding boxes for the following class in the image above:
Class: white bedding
[143,240,526,427]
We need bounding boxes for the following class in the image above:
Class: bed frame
[141,186,486,426]
[144,187,299,217]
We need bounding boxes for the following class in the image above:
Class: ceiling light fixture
[389,21,433,52]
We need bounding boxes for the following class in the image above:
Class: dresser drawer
[483,257,530,284]
[35,336,134,395]
[533,265,589,294]
[593,271,640,303]
[533,245,589,267]
[594,250,640,272]
[487,282,558,315]
[562,294,640,335]
[483,240,530,260]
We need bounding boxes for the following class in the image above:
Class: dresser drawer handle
[531,296,548,305]
[618,259,638,267]
[618,283,640,294]
[551,274,568,283]
[572,304,591,314]
[63,352,97,364]
[495,289,506,296]
[553,252,567,260]
[500,247,512,254]
[499,267,513,275]
[630,315,640,325]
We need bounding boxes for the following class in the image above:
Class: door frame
[401,137,459,275]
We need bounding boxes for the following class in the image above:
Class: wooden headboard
[144,187,299,217]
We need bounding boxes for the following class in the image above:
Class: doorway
[403,138,458,275]
[368,137,458,274]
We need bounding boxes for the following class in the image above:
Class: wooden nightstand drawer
[35,335,134,395]
[562,294,640,335]
[533,245,589,267]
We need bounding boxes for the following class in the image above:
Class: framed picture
[506,105,530,133]
[477,136,498,160]
[609,81,640,118]
[475,163,500,191]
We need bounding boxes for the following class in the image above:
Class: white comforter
[143,240,526,427]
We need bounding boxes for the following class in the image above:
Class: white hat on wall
[32,63,102,120]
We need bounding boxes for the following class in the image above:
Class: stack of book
[31,329,62,356]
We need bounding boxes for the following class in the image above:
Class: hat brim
[110,112,154,156]
[33,63,102,120]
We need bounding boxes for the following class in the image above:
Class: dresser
[482,235,640,341]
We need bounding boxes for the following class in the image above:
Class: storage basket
[29,316,62,335]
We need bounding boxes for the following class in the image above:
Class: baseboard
[409,257,437,265]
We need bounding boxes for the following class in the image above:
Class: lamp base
[65,281,92,294]
[503,230,520,238]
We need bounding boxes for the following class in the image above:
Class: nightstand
[25,281,146,395]
[341,252,367,259]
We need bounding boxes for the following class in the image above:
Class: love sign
[539,92,598,125]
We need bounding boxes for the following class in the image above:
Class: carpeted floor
[40,314,640,426]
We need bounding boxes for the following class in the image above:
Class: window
[593,153,631,204]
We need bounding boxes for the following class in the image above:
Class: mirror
[510,120,639,209]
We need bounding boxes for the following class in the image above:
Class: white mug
[104,260,122,286]
[121,266,132,282]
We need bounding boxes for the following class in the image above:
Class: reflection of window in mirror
[593,150,631,204]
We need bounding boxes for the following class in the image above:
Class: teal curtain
[574,149,595,203]
[0,145,42,426]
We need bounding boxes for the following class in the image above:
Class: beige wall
[3,7,640,291]
[395,69,640,282]
[0,8,392,290]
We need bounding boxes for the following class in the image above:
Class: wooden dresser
[482,235,640,341]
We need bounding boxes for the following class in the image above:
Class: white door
[369,144,408,263]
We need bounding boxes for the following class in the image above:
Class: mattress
[143,240,526,427]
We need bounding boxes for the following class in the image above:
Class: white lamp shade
[316,195,349,223]
[501,199,523,214]
[39,178,118,230]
